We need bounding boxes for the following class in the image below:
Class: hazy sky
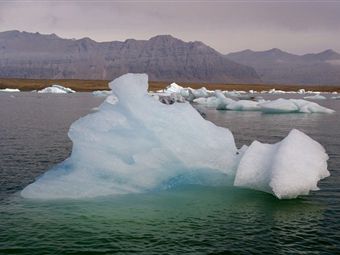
[0,0,339,54]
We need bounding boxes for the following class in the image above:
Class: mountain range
[1,30,340,85]
[0,30,259,83]
[227,48,340,85]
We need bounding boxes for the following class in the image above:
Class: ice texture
[21,74,331,200]
[234,129,330,199]
[38,85,75,94]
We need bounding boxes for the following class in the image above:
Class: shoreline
[1,77,340,92]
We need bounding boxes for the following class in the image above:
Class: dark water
[0,92,339,254]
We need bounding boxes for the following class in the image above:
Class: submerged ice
[21,74,330,199]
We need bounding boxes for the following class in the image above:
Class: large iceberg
[22,74,238,199]
[21,74,330,199]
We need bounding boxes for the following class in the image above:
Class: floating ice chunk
[214,90,235,110]
[164,82,183,94]
[0,88,20,92]
[21,73,238,199]
[226,100,260,111]
[304,94,327,100]
[224,90,241,97]
[234,129,330,199]
[331,95,340,100]
[192,87,210,98]
[260,99,299,113]
[193,96,221,108]
[268,89,285,94]
[260,98,334,114]
[92,90,112,97]
[38,85,75,94]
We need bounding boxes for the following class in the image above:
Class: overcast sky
[0,0,339,54]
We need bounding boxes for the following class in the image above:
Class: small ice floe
[304,94,327,100]
[331,95,340,100]
[226,100,261,111]
[234,129,330,199]
[268,89,286,94]
[194,92,334,114]
[0,88,20,92]
[38,85,75,94]
[92,90,112,97]
[224,90,242,98]
[259,99,334,114]
[192,87,211,98]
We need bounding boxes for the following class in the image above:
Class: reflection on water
[0,92,339,254]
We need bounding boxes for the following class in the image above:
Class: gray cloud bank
[0,0,339,54]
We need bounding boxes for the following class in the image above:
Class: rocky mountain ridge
[0,30,260,83]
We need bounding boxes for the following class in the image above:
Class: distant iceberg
[193,93,334,114]
[0,88,20,92]
[259,99,334,113]
[304,94,327,100]
[92,90,112,97]
[38,85,75,94]
[164,82,184,94]
[21,74,330,200]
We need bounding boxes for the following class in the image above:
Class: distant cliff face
[0,31,260,83]
[227,48,340,85]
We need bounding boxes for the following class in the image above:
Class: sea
[0,92,339,254]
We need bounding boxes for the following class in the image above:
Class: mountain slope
[0,30,260,83]
[227,48,340,85]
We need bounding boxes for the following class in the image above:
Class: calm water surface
[0,92,339,254]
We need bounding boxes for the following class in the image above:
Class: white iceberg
[164,82,183,94]
[193,91,235,110]
[226,100,260,111]
[192,87,211,98]
[92,90,112,97]
[22,74,238,199]
[268,89,286,94]
[259,99,334,114]
[304,94,327,100]
[194,91,333,114]
[21,74,331,200]
[234,129,330,199]
[193,96,221,108]
[38,85,75,94]
[0,88,20,92]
